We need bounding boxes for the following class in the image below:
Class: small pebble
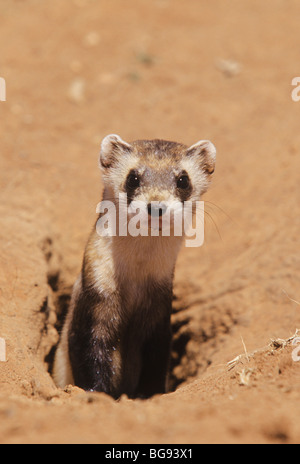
[68,78,86,103]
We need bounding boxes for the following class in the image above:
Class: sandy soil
[0,0,300,444]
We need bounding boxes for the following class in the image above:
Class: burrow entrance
[40,237,237,394]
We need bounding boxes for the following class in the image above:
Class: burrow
[38,237,238,394]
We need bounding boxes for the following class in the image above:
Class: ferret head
[99,135,216,232]
[100,134,215,198]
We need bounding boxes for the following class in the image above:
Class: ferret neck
[112,234,183,284]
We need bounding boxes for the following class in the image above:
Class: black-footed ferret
[53,135,216,399]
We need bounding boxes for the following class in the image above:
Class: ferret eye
[177,175,190,190]
[126,172,140,190]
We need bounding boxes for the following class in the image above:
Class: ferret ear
[186,140,216,175]
[99,134,133,169]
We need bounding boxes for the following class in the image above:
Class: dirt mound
[0,0,300,444]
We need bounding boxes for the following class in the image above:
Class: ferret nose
[147,203,167,217]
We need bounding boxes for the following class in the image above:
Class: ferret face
[99,135,216,232]
[100,134,216,199]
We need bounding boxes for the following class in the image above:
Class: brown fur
[53,135,216,398]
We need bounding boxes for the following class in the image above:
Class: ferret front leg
[68,328,122,398]
[67,289,123,398]
[136,320,172,398]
